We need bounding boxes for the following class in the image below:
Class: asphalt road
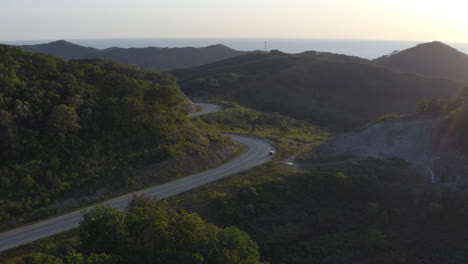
[188,103,223,117]
[0,132,275,252]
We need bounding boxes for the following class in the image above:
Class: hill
[91,44,249,72]
[19,40,98,60]
[0,45,230,225]
[173,51,463,130]
[374,41,468,83]
[19,40,249,71]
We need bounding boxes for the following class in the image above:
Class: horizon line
[3,37,467,44]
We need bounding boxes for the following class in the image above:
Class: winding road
[0,103,275,253]
[188,103,223,117]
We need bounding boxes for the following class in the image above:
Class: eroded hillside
[317,115,468,187]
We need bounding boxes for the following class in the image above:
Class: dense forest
[19,40,249,71]
[0,45,214,224]
[12,196,266,264]
[170,106,468,263]
[173,51,463,130]
[167,159,468,264]
[6,104,468,264]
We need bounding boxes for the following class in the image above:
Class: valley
[2,40,468,264]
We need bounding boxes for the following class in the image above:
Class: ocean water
[3,38,468,60]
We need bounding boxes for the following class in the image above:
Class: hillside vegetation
[173,51,463,130]
[0,45,219,224]
[5,97,468,263]
[19,40,249,71]
[445,101,468,155]
[3,196,266,264]
[5,41,468,264]
[190,102,331,160]
[416,94,468,186]
[167,159,468,264]
[374,41,468,83]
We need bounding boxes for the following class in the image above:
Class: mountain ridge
[373,41,468,82]
[19,40,99,60]
[18,40,249,71]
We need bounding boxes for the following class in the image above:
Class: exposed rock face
[317,115,468,188]
[318,116,442,166]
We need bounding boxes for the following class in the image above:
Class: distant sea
[3,38,468,60]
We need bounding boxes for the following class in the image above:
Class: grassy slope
[190,102,331,160]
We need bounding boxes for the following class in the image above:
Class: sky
[1,0,468,42]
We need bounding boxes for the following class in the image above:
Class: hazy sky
[2,0,468,42]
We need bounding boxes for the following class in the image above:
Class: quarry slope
[317,115,467,187]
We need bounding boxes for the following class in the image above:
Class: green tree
[23,253,63,264]
[78,195,265,264]
[86,253,116,264]
[216,227,264,264]
[47,104,80,135]
[0,109,17,160]
[65,253,84,264]
[79,206,126,254]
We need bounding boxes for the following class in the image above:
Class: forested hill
[18,40,249,71]
[89,44,249,72]
[374,41,468,82]
[19,40,98,60]
[173,51,463,130]
[0,45,204,223]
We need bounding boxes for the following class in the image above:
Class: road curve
[188,103,223,117]
[0,134,275,253]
